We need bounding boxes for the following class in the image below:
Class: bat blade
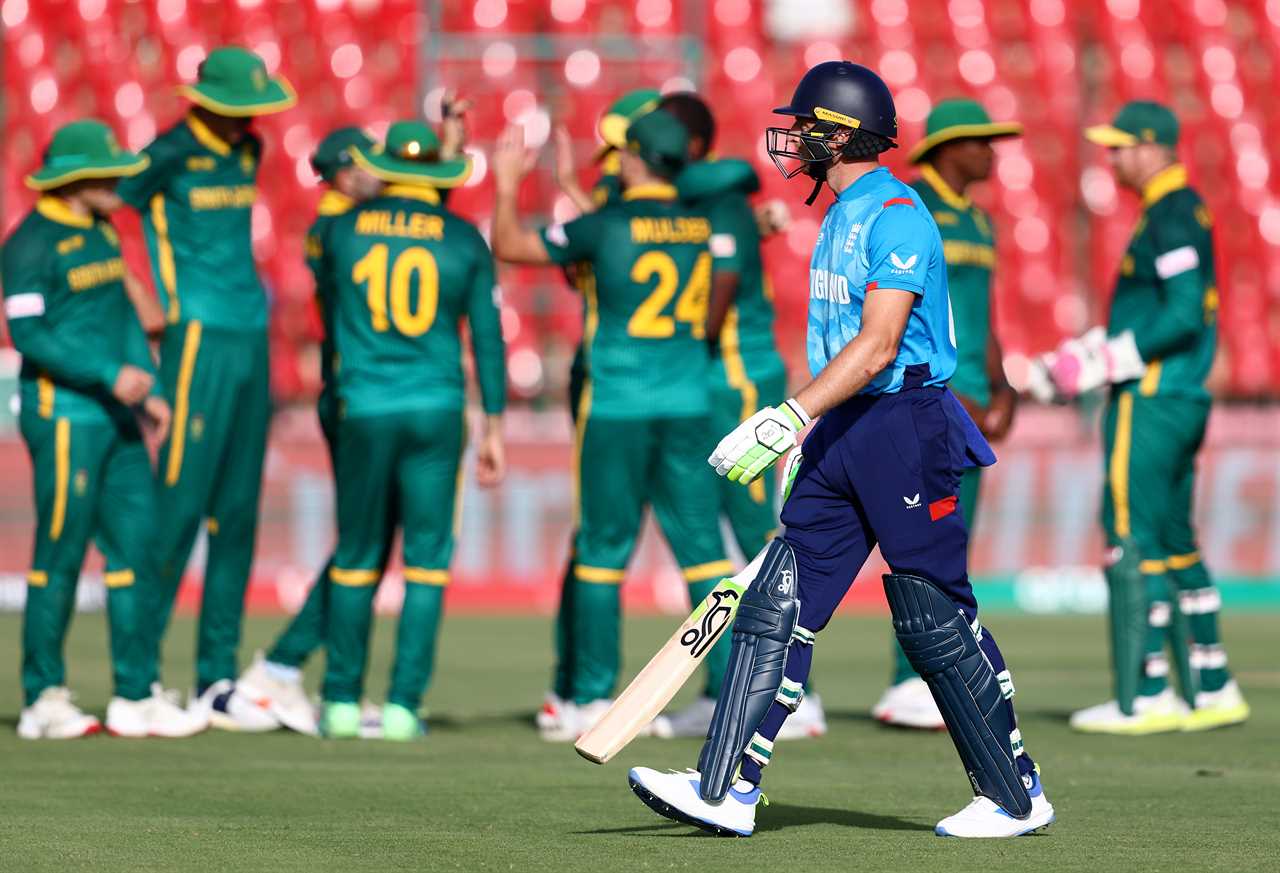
[574,577,744,765]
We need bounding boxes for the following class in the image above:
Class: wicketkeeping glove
[708,399,811,485]
[1042,326,1146,400]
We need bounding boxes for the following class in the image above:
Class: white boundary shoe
[651,696,716,739]
[107,684,207,738]
[871,678,945,730]
[628,767,760,837]
[237,652,319,736]
[935,770,1055,838]
[17,687,101,740]
[194,679,280,732]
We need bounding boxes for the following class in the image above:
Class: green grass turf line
[0,614,1275,873]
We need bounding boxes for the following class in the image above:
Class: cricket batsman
[1031,101,1249,734]
[872,99,1022,729]
[628,62,1055,838]
[649,91,826,741]
[116,46,295,729]
[314,121,505,740]
[493,110,733,739]
[5,120,203,739]
[233,127,383,736]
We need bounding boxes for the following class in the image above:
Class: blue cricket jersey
[807,165,957,394]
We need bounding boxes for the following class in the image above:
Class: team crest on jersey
[74,470,89,497]
[190,414,205,441]
[842,222,862,254]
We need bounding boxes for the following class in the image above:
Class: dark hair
[658,92,715,158]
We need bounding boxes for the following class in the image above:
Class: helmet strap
[804,176,824,206]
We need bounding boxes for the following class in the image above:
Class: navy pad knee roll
[883,572,1031,818]
[697,538,800,803]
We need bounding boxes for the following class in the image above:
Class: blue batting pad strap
[883,572,1032,819]
[697,538,800,804]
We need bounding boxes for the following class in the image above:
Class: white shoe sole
[628,772,753,837]
[936,810,1056,838]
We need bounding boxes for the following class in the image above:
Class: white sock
[264,661,301,684]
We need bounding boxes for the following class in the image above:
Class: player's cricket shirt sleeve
[2,218,121,391]
[540,213,603,267]
[707,196,749,277]
[1130,196,1212,361]
[864,199,932,296]
[116,135,180,211]
[465,233,508,415]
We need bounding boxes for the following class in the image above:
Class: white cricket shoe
[1069,687,1189,735]
[537,693,580,742]
[1184,680,1250,732]
[106,684,207,738]
[651,696,716,739]
[629,767,761,837]
[935,770,1055,837]
[776,692,828,740]
[871,678,945,729]
[17,687,101,740]
[359,699,384,739]
[236,652,319,736]
[193,679,280,732]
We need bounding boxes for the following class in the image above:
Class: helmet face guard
[765,120,845,180]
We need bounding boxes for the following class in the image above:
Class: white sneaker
[651,696,716,739]
[1069,688,1189,735]
[193,679,280,732]
[776,692,828,740]
[629,767,760,837]
[107,684,207,738]
[871,678,945,729]
[1184,680,1250,732]
[935,770,1055,837]
[17,687,101,740]
[236,652,319,736]
[537,693,581,742]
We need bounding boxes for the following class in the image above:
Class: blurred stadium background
[1,0,1277,616]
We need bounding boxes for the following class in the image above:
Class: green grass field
[1,611,1276,873]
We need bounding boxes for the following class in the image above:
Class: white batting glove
[709,399,810,485]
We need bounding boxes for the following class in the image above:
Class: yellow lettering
[188,185,258,210]
[354,210,443,239]
[628,216,711,245]
[66,258,125,292]
[56,235,84,255]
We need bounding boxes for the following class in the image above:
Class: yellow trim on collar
[919,164,970,211]
[1142,163,1188,207]
[622,183,678,201]
[383,183,442,205]
[185,113,232,156]
[36,196,94,228]
[317,189,355,216]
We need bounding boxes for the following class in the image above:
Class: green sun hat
[907,98,1023,164]
[177,46,297,117]
[595,88,662,161]
[1085,100,1179,148]
[25,119,149,191]
[311,126,376,182]
[624,108,689,179]
[350,121,472,188]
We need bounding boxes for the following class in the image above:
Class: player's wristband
[780,398,811,430]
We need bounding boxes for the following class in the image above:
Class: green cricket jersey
[117,113,267,331]
[541,183,714,420]
[913,164,995,407]
[317,184,506,418]
[2,197,157,424]
[305,189,356,420]
[1107,164,1217,400]
[677,158,783,374]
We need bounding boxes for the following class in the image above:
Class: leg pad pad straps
[883,573,1032,819]
[697,538,799,803]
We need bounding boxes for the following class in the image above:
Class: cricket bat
[574,576,746,765]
